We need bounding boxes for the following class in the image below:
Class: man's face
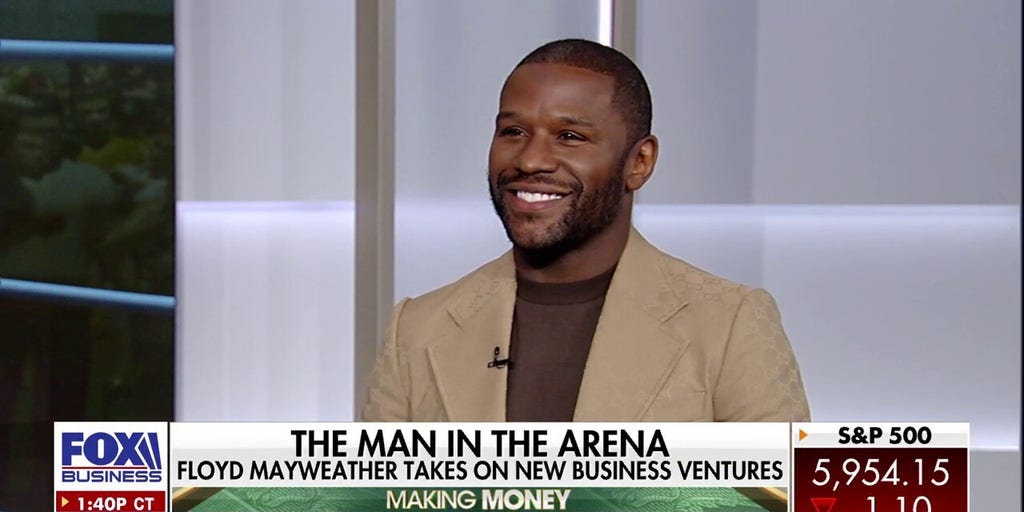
[488,63,631,252]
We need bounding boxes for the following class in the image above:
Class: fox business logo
[61,432,163,484]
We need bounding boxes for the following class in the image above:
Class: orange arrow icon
[799,429,808,441]
[61,496,69,507]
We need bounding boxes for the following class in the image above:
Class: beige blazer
[362,228,810,422]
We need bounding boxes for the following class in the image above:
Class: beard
[489,160,626,255]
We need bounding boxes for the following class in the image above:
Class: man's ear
[625,135,658,192]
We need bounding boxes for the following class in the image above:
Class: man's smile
[516,190,564,202]
[504,187,572,213]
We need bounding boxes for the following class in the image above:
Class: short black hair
[517,38,652,146]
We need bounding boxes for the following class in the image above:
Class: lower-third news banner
[170,423,790,512]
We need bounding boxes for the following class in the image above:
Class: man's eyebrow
[556,115,594,128]
[495,112,595,128]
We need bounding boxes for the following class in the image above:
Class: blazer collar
[573,228,691,420]
[427,253,516,421]
[427,228,691,421]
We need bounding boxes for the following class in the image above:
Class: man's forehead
[499,63,615,111]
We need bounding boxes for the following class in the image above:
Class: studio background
[177,2,1020,511]
[0,1,1018,511]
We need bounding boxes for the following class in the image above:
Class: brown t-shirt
[505,266,616,422]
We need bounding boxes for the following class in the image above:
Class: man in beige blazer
[363,39,809,423]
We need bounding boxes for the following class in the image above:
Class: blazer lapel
[574,229,691,421]
[426,253,516,421]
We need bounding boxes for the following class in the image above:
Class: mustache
[495,172,582,193]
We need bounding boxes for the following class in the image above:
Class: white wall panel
[636,1,758,204]
[175,0,356,420]
[637,205,1020,449]
[637,0,1021,206]
[176,0,355,201]
[760,207,1020,444]
[394,200,509,301]
[971,450,1021,512]
[752,0,1021,204]
[177,203,354,420]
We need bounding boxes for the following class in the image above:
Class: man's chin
[509,236,556,252]
[505,226,565,252]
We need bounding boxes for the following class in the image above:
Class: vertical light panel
[598,0,612,46]
[353,0,395,418]
[175,0,357,420]
[610,0,636,59]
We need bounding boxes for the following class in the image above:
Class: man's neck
[512,212,631,284]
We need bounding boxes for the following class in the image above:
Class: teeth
[516,190,564,203]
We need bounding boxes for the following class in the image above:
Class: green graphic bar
[173,487,787,512]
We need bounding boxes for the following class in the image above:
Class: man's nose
[515,135,556,174]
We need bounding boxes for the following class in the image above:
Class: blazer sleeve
[361,298,412,421]
[712,288,811,421]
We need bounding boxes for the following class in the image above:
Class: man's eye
[558,131,586,142]
[499,127,526,136]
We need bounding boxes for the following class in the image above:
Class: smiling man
[362,39,809,422]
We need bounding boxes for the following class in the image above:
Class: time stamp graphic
[56,492,164,512]
[792,423,969,512]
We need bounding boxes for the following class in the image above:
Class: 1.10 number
[868,496,932,512]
